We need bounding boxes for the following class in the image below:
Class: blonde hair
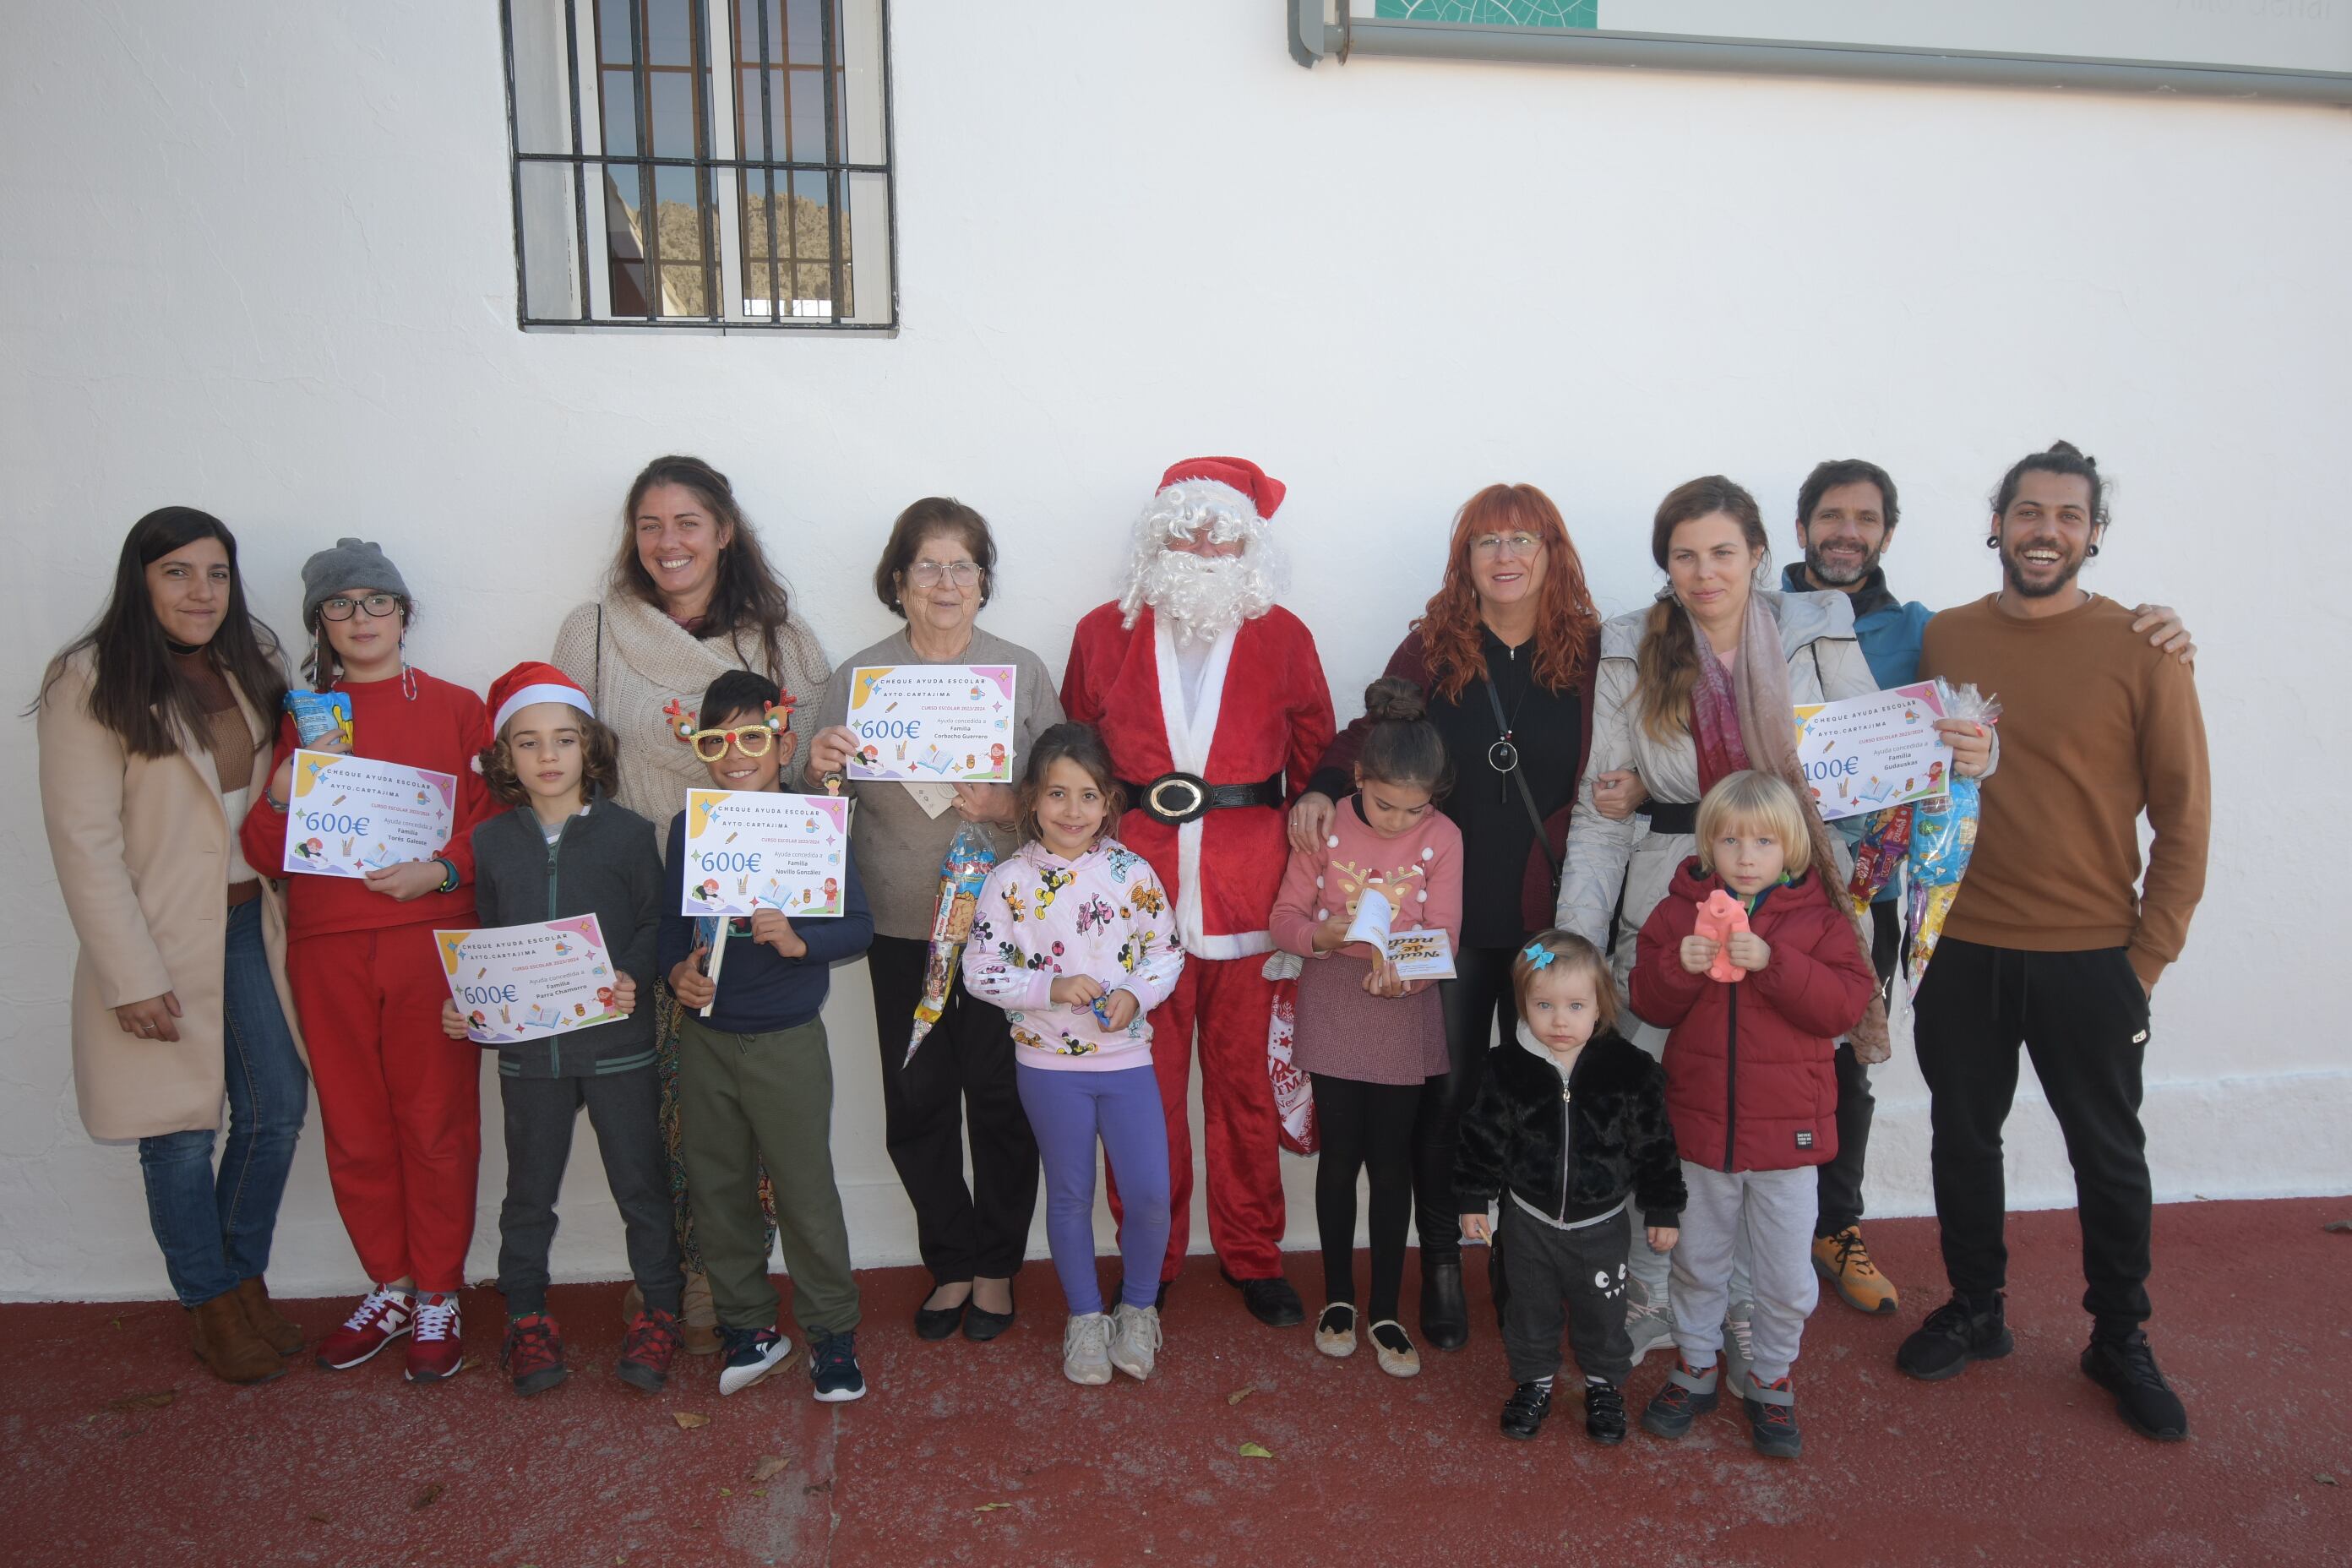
[1511,929,1620,1034]
[1694,770,1813,878]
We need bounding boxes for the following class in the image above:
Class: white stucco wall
[3,3,2344,1302]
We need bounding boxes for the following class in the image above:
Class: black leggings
[1415,940,1522,1261]
[1312,1073,1423,1323]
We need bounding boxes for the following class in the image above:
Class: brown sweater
[1919,593,2209,988]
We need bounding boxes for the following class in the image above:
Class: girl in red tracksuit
[1626,770,1874,1460]
[239,538,495,1384]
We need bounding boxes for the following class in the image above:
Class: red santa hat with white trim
[487,661,594,737]
[1158,455,1286,524]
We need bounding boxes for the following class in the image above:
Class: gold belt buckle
[1146,774,1209,823]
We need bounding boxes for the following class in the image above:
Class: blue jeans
[137,898,310,1307]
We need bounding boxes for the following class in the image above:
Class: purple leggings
[1015,1063,1171,1315]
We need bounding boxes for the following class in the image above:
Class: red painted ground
[5,1197,2346,1567]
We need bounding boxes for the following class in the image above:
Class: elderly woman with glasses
[1287,483,1643,1353]
[803,498,1063,1342]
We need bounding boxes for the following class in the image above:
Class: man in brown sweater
[1897,443,2210,1443]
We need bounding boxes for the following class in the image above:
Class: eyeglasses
[1469,532,1543,559]
[906,560,983,588]
[318,593,402,621]
[686,726,777,762]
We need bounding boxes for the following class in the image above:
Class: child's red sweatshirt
[240,670,497,941]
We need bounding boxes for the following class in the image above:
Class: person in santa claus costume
[1060,457,1336,1327]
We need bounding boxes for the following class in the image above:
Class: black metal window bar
[502,0,896,330]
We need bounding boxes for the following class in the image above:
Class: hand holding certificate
[679,789,851,917]
[281,749,458,878]
[843,664,1018,783]
[1790,682,1956,823]
[436,915,627,1045]
[1341,889,1457,983]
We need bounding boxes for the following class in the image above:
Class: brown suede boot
[192,1292,286,1384]
[235,1277,305,1356]
[680,1269,721,1357]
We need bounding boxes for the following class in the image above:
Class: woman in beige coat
[34,507,311,1385]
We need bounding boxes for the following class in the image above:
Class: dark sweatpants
[1816,901,1899,1237]
[1913,938,2156,1329]
[1497,1200,1635,1388]
[498,1066,683,1318]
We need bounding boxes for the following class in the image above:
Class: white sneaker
[1625,1283,1676,1364]
[717,1326,796,1396]
[1063,1312,1113,1386]
[1722,1299,1757,1392]
[1108,1303,1161,1381]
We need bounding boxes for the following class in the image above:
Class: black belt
[1119,771,1284,826]
[1642,799,1699,836]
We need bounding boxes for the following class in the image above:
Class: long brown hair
[1413,483,1598,702]
[33,508,289,757]
[611,455,810,678]
[1015,722,1126,847]
[1635,476,1769,743]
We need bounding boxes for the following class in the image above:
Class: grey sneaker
[1108,1302,1161,1381]
[1062,1311,1113,1386]
[1625,1280,1675,1364]
[1722,1299,1756,1392]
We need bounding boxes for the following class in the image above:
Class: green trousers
[675,1012,863,1339]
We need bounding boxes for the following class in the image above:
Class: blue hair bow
[1521,942,1554,970]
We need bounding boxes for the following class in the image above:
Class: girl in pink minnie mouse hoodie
[963,723,1184,1386]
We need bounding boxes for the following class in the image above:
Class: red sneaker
[499,1312,568,1396]
[404,1293,466,1383]
[314,1287,416,1370]
[616,1306,683,1393]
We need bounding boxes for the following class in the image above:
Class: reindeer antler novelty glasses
[664,696,795,761]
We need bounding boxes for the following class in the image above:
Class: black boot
[1420,1259,1468,1351]
[1219,1268,1304,1327]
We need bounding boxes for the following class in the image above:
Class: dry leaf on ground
[672,1412,710,1430]
[411,1484,444,1510]
[752,1456,792,1482]
[975,1502,1012,1513]
[1227,1386,1255,1406]
[106,1391,177,1414]
[1239,1441,1273,1459]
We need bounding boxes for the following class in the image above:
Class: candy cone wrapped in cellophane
[1905,682,2001,988]
[906,820,999,1067]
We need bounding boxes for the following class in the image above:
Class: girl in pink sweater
[1271,678,1463,1377]
[963,723,1184,1386]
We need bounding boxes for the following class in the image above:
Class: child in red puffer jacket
[1628,770,1875,1460]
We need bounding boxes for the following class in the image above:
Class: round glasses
[906,560,983,588]
[318,592,403,622]
[1469,532,1542,559]
[686,725,777,762]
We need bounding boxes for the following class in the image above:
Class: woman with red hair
[1290,483,1640,1352]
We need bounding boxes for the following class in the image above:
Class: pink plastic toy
[1695,890,1750,983]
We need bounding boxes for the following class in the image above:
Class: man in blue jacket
[1782,459,2195,1319]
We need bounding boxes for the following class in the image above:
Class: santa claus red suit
[1060,457,1334,1317]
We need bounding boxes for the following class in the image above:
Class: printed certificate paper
[843,664,1017,783]
[1792,683,1955,822]
[436,915,625,1045]
[281,749,458,879]
[1342,885,1458,980]
[679,790,852,917]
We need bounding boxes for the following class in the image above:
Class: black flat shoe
[1420,1260,1468,1351]
[1220,1268,1305,1328]
[962,1293,1015,1342]
[914,1299,964,1341]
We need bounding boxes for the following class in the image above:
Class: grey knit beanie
[301,537,411,624]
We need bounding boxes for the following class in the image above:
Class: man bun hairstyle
[1795,458,1899,532]
[1993,440,2109,529]
[1355,676,1453,800]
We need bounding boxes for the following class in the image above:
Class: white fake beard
[1135,551,1279,643]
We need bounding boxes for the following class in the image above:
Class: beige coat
[36,651,302,1141]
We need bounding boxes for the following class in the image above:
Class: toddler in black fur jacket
[1453,930,1685,1445]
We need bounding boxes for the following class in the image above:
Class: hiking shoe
[1315,1302,1358,1359]
[1722,1299,1756,1393]
[499,1313,567,1396]
[1897,1293,2013,1381]
[1641,1358,1719,1440]
[1625,1279,1675,1364]
[1815,1227,1899,1315]
[405,1293,465,1383]
[2081,1328,2189,1442]
[615,1306,683,1393]
[1742,1371,1802,1458]
[1369,1320,1421,1379]
[1062,1312,1113,1386]
[315,1286,415,1370]
[1500,1380,1553,1440]
[717,1325,796,1396]
[1109,1303,1161,1381]
[808,1330,867,1402]
[1221,1269,1306,1328]
[1584,1383,1628,1446]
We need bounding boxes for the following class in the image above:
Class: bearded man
[1060,457,1335,1326]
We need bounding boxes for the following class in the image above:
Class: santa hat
[1158,456,1285,524]
[487,661,594,737]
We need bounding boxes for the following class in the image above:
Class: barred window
[503,0,896,331]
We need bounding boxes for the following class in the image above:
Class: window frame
[500,0,900,334]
